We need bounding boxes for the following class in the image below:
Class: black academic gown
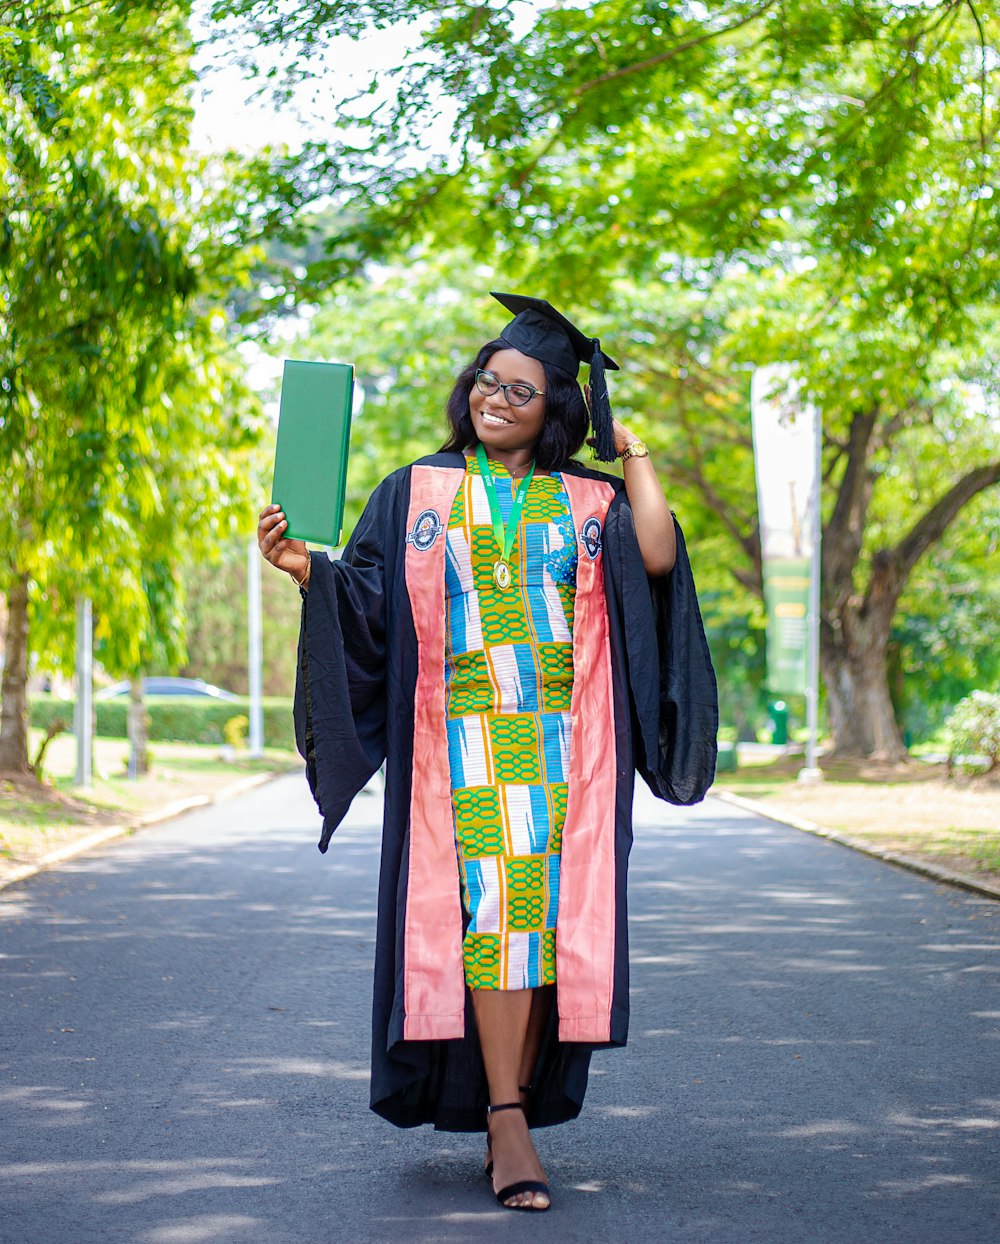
[294,451,718,1132]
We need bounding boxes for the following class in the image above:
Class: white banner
[751,365,821,696]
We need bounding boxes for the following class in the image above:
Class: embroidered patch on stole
[406,508,443,551]
[580,516,603,560]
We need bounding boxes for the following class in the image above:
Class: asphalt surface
[2,773,998,1244]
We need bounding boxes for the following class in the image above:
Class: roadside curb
[0,768,300,895]
[712,788,1000,904]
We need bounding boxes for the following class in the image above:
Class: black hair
[440,338,590,472]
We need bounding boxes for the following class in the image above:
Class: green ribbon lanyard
[475,442,535,590]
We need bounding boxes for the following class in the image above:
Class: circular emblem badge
[580,516,603,560]
[405,508,443,551]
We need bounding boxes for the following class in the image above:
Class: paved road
[2,774,998,1244]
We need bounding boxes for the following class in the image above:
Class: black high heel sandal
[486,1100,550,1212]
[484,1085,530,1179]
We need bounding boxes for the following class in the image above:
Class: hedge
[30,695,297,751]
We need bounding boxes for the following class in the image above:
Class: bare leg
[473,988,551,1210]
[482,987,550,1173]
[518,984,554,1091]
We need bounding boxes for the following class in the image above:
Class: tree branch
[821,456,842,487]
[872,399,934,452]
[30,714,68,781]
[669,455,761,587]
[11,0,106,24]
[571,0,780,96]
[730,563,764,597]
[679,0,965,234]
[823,406,879,597]
[894,459,1000,581]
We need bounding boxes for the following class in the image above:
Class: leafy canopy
[1,0,264,678]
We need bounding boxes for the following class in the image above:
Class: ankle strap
[487,1101,524,1115]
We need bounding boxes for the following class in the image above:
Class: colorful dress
[444,453,578,991]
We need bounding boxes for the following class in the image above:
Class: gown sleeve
[605,491,719,805]
[293,472,401,851]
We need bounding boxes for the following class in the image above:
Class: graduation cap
[491,291,620,462]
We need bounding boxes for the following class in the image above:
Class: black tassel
[588,339,617,462]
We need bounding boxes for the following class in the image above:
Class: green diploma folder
[270,359,354,546]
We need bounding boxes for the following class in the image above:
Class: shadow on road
[1,780,998,1242]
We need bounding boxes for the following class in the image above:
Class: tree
[207,0,999,759]
[178,535,304,699]
[274,236,999,758]
[891,511,1000,741]
[1,2,263,780]
[616,265,1000,760]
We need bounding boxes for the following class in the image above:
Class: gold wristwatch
[619,441,649,463]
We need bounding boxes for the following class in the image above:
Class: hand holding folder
[270,359,355,547]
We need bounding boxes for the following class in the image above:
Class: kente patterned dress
[444,452,578,991]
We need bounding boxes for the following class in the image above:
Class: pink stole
[401,464,618,1043]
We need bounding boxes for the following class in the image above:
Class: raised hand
[257,503,310,588]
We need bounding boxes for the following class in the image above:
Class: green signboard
[762,556,810,695]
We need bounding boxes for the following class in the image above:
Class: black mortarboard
[491,291,620,462]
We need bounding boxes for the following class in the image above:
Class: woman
[257,292,718,1212]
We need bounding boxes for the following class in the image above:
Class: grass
[0,732,301,878]
[715,751,1000,886]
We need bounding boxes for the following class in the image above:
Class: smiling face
[468,348,547,459]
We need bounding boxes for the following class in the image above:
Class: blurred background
[1,0,997,793]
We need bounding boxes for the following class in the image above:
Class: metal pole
[74,595,92,788]
[247,538,264,758]
[799,402,823,783]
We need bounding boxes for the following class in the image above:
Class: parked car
[95,677,238,702]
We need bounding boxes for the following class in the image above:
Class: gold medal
[476,445,533,594]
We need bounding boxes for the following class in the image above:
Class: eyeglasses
[475,369,545,408]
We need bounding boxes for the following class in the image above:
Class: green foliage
[1,2,266,692]
[177,538,303,698]
[890,493,1000,739]
[270,234,997,738]
[223,714,250,749]
[208,2,997,300]
[29,695,296,750]
[204,2,998,755]
[701,591,768,742]
[945,691,1000,774]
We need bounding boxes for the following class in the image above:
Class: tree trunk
[128,676,150,777]
[0,573,33,778]
[819,419,1000,760]
[31,716,69,781]
[821,624,907,761]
